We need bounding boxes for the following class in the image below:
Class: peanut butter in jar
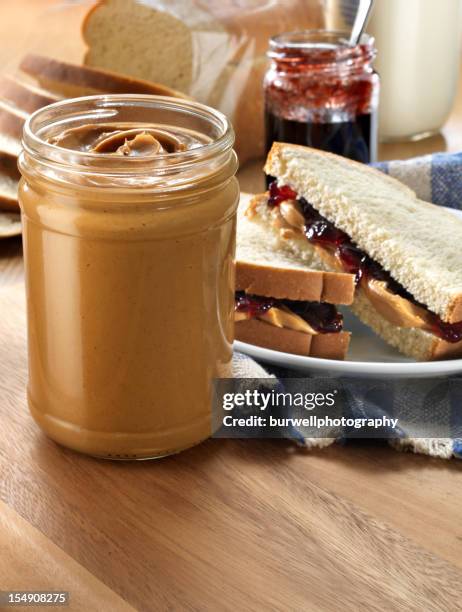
[18,95,239,459]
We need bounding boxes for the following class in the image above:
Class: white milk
[368,0,462,141]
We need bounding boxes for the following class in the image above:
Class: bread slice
[237,200,355,304]
[351,290,462,361]
[236,319,351,360]
[264,143,462,324]
[0,102,27,141]
[20,54,188,100]
[0,80,57,180]
[0,157,19,212]
[0,79,57,176]
[82,0,195,93]
[81,0,323,164]
[82,0,322,91]
[0,211,21,238]
[0,75,60,114]
[248,192,462,361]
[0,133,21,164]
[236,200,352,359]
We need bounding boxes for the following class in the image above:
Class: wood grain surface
[1,2,462,611]
[0,499,134,612]
[1,283,462,611]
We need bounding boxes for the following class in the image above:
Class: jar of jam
[264,30,379,165]
[19,95,238,459]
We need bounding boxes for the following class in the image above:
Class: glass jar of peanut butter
[19,95,239,459]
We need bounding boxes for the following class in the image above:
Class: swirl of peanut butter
[48,123,206,156]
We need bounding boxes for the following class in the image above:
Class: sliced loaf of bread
[0,103,24,211]
[82,0,196,93]
[20,54,188,100]
[0,211,21,237]
[81,0,322,164]
[0,102,27,141]
[0,75,60,114]
[0,155,19,212]
[0,133,21,162]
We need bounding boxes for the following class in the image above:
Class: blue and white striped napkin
[234,152,462,460]
[376,152,462,210]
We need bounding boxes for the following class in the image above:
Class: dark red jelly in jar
[264,30,379,166]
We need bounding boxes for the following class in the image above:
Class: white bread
[0,75,60,114]
[83,0,321,88]
[0,152,19,212]
[248,192,462,361]
[351,290,462,361]
[236,319,350,360]
[0,183,18,212]
[0,107,23,208]
[0,52,196,226]
[0,102,27,141]
[236,199,351,359]
[207,57,267,167]
[0,211,21,238]
[81,0,323,163]
[265,143,462,324]
[0,161,19,212]
[0,78,58,175]
[0,152,19,180]
[0,133,21,162]
[237,200,355,304]
[20,54,188,100]
[83,0,198,93]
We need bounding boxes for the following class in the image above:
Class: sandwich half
[246,143,462,361]
[236,202,355,359]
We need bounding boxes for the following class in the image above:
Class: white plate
[234,208,462,378]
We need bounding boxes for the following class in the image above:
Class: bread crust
[447,296,462,325]
[81,1,324,162]
[265,143,462,324]
[0,211,21,235]
[20,54,189,100]
[0,155,19,181]
[235,318,350,360]
[0,132,21,160]
[236,260,354,305]
[310,330,351,360]
[0,76,59,114]
[0,105,26,140]
[351,289,462,361]
[0,150,17,168]
[0,157,19,212]
[82,0,324,66]
[264,142,414,199]
[81,0,104,34]
[430,336,462,360]
[0,191,18,213]
[248,191,462,360]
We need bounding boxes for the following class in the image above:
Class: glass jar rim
[268,29,375,61]
[20,94,236,192]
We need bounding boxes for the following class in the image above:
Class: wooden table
[1,3,462,611]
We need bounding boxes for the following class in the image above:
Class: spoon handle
[349,0,374,46]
